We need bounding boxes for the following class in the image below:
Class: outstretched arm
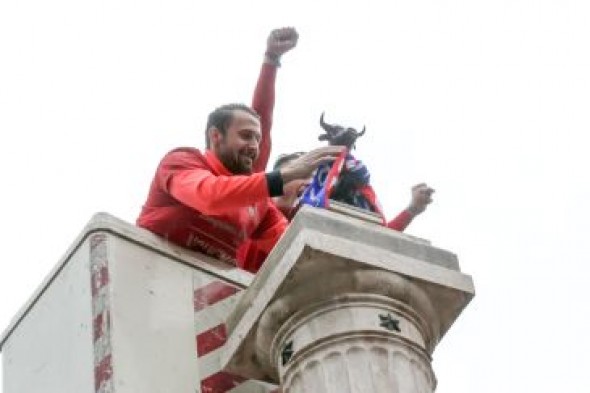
[387,183,435,231]
[160,147,343,216]
[252,27,299,172]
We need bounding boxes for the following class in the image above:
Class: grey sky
[1,1,589,391]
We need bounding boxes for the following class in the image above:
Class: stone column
[222,205,474,393]
[267,272,437,392]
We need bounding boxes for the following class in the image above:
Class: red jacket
[137,64,286,263]
[137,149,287,263]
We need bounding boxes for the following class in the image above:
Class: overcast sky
[1,1,589,392]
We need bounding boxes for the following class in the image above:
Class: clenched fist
[266,27,299,60]
[408,183,435,215]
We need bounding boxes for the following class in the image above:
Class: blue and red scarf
[299,150,385,224]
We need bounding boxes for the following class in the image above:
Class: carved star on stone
[379,313,401,332]
[281,340,294,366]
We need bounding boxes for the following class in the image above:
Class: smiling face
[211,109,261,174]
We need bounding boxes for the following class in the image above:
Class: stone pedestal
[222,205,475,393]
[0,213,276,393]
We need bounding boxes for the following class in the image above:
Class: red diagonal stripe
[194,281,239,311]
[94,354,113,391]
[201,371,246,393]
[92,311,109,342]
[197,323,227,357]
[91,266,109,296]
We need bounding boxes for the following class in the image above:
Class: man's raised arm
[388,183,435,231]
[252,27,299,172]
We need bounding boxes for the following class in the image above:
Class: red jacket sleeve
[159,152,271,216]
[387,209,414,232]
[251,63,277,173]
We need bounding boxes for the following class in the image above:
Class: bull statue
[319,112,366,150]
[300,112,380,214]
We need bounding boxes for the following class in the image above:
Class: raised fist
[408,183,435,215]
[266,27,299,58]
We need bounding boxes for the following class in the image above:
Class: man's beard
[217,146,254,174]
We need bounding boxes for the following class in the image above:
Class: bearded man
[137,27,343,264]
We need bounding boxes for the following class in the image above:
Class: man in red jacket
[137,27,344,264]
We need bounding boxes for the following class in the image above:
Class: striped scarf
[299,150,385,224]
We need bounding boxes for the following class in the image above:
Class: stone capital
[222,206,475,391]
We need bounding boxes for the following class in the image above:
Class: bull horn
[358,125,366,137]
[320,112,330,131]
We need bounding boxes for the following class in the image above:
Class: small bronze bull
[317,112,372,208]
[318,112,366,150]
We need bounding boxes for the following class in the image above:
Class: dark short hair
[273,151,306,170]
[205,103,260,148]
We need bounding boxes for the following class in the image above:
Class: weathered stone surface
[0,213,275,393]
[223,205,475,392]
